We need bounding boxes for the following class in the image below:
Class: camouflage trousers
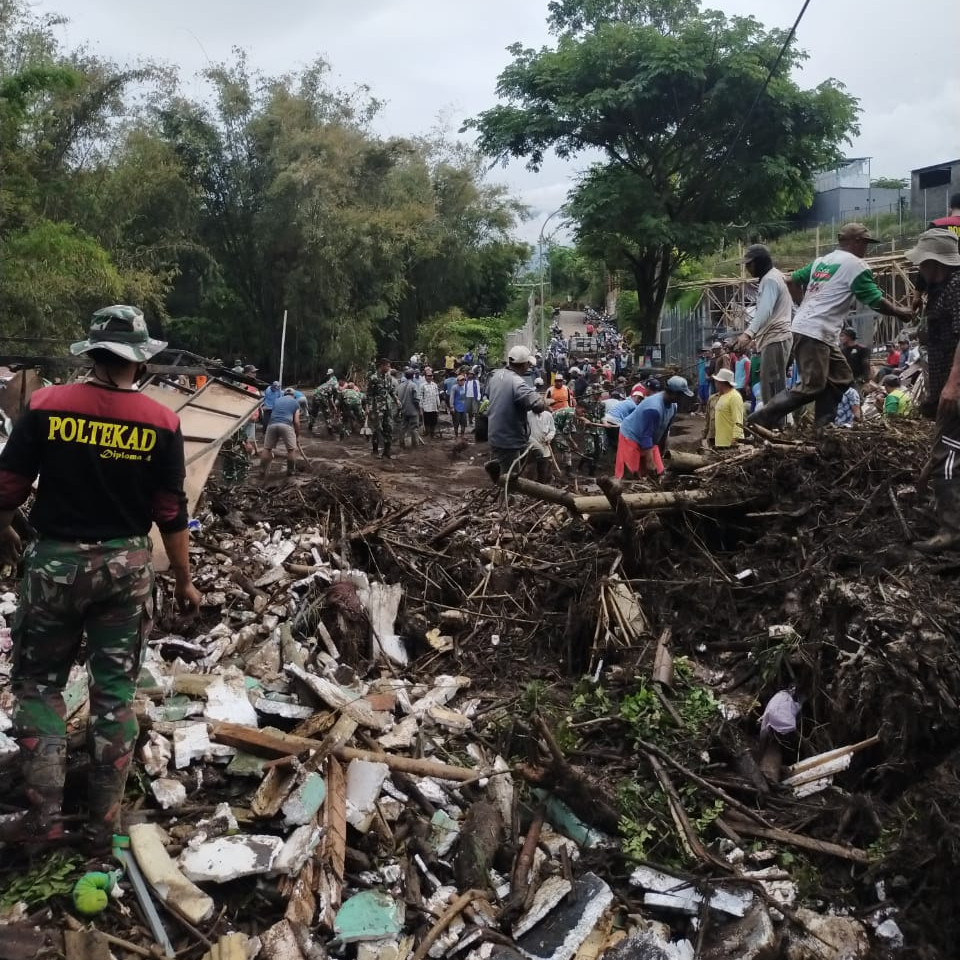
[370,408,395,449]
[12,536,154,769]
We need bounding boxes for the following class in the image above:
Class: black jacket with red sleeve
[0,382,188,541]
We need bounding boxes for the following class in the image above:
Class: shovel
[296,441,314,473]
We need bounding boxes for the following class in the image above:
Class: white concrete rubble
[180,835,284,883]
[346,759,390,833]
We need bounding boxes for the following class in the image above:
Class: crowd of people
[230,218,960,553]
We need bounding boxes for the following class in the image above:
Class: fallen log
[208,722,482,781]
[487,471,724,515]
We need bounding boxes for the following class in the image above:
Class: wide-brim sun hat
[70,305,167,363]
[905,228,960,267]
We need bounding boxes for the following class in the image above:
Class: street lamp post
[538,207,565,352]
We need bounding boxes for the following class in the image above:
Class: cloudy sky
[36,0,960,242]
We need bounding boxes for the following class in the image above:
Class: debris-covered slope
[0,423,956,960]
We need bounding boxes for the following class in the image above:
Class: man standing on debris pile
[907,230,960,553]
[366,358,398,459]
[615,376,693,479]
[735,244,792,414]
[486,345,549,475]
[909,229,960,419]
[749,223,914,429]
[0,305,202,847]
[260,387,301,477]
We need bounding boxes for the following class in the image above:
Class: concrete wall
[803,187,903,227]
[911,161,960,223]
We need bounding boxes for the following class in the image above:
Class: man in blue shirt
[260,388,301,478]
[615,376,693,479]
[262,381,282,430]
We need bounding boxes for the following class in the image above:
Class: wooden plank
[720,818,871,864]
[64,929,111,960]
[317,756,347,929]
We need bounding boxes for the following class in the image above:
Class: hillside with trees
[0,1,528,378]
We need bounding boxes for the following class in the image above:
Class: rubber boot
[86,762,129,851]
[536,457,551,483]
[814,384,846,426]
[748,389,802,429]
[381,442,393,461]
[12,735,66,842]
[286,458,297,476]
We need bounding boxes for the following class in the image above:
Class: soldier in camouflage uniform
[309,370,341,435]
[0,306,201,847]
[365,358,398,459]
[340,382,364,436]
[578,382,608,475]
[551,405,579,477]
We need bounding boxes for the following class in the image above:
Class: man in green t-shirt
[749,223,913,429]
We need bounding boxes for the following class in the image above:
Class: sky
[34,0,960,243]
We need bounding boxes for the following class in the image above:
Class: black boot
[748,389,802,429]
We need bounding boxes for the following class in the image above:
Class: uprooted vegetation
[0,421,956,959]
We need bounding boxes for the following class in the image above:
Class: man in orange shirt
[546,374,574,411]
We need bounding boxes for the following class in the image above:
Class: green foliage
[615,290,643,335]
[417,308,514,365]
[0,850,84,908]
[0,3,526,372]
[469,0,860,340]
[871,177,908,190]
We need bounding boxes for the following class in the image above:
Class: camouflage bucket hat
[70,305,167,363]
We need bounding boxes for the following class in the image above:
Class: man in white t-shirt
[749,223,913,428]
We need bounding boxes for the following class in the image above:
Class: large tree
[468,0,859,339]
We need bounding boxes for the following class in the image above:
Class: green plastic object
[334,889,404,943]
[72,871,116,916]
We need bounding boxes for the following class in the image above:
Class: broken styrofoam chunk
[413,777,449,805]
[428,810,460,857]
[285,664,393,730]
[203,676,258,726]
[539,829,580,863]
[629,866,752,917]
[334,889,405,943]
[180,835,283,883]
[368,581,407,666]
[357,937,414,960]
[425,886,466,957]
[513,876,573,938]
[378,715,420,751]
[129,823,214,925]
[282,773,327,826]
[487,756,514,829]
[151,778,187,810]
[410,675,471,715]
[514,872,614,960]
[427,704,472,732]
[768,624,799,640]
[874,918,904,948]
[173,723,213,769]
[254,695,314,720]
[346,759,389,833]
[274,824,323,877]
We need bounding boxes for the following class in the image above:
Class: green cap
[70,305,167,363]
